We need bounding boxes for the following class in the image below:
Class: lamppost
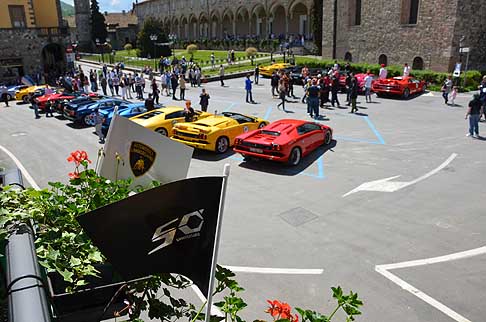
[150,34,158,71]
[168,34,176,57]
[95,38,101,63]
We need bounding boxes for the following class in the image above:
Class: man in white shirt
[403,63,411,77]
[379,64,388,79]
[364,71,373,103]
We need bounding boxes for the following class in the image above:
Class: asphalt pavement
[0,63,485,322]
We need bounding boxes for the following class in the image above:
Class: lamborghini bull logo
[129,141,156,177]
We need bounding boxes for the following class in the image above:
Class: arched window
[344,52,353,62]
[412,56,424,70]
[378,54,387,66]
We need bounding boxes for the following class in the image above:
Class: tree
[124,43,133,55]
[245,47,258,65]
[90,0,108,43]
[186,44,198,61]
[137,17,170,58]
[311,0,323,55]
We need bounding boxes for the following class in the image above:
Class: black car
[64,98,129,126]
[56,94,105,113]
[289,67,325,85]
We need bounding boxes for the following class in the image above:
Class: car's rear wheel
[215,136,229,154]
[288,147,302,166]
[324,132,332,145]
[22,95,29,103]
[402,88,410,99]
[258,122,266,129]
[156,127,168,136]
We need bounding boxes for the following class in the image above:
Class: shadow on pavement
[237,140,337,176]
[192,149,236,161]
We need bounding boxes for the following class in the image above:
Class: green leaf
[70,256,82,266]
[59,269,74,283]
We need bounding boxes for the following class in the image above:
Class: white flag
[99,113,193,186]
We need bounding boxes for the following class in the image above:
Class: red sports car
[372,76,426,99]
[339,73,375,93]
[233,119,333,166]
[35,92,100,111]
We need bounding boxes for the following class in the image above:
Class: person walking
[302,79,311,104]
[450,86,458,106]
[219,65,225,86]
[199,88,210,112]
[379,64,388,79]
[210,52,215,70]
[30,94,40,119]
[245,74,255,104]
[271,71,279,97]
[331,75,341,107]
[179,74,186,101]
[465,94,482,138]
[277,80,287,111]
[45,99,54,117]
[441,76,453,105]
[93,108,105,144]
[350,75,359,113]
[151,79,159,104]
[364,70,373,103]
[254,64,260,85]
[307,79,320,119]
[171,73,178,100]
[479,76,486,121]
[0,85,9,107]
[345,72,352,105]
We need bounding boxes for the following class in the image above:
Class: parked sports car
[5,85,28,100]
[290,67,325,85]
[55,93,104,113]
[130,107,210,136]
[101,103,154,134]
[64,98,129,125]
[339,73,375,93]
[372,76,426,99]
[171,112,269,153]
[234,119,333,166]
[15,85,47,102]
[259,63,294,77]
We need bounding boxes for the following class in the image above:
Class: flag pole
[96,106,119,175]
[204,163,231,322]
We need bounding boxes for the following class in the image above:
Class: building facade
[0,0,70,85]
[134,0,315,41]
[322,0,486,72]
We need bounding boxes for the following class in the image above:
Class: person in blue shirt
[245,74,255,104]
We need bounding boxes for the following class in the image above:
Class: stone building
[74,0,91,51]
[322,0,486,72]
[0,0,70,85]
[134,0,315,41]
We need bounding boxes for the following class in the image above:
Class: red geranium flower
[266,299,298,322]
[67,150,91,166]
[68,171,79,179]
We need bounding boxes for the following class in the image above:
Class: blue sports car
[64,98,129,126]
[6,85,28,100]
[100,102,150,134]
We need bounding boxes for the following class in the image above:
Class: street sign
[453,63,461,77]
[459,47,470,53]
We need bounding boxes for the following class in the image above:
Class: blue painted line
[301,155,325,179]
[223,102,236,112]
[263,106,273,120]
[334,135,382,145]
[229,155,244,161]
[363,116,385,144]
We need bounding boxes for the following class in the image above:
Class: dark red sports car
[234,119,333,166]
[339,73,375,93]
[372,76,426,99]
[35,92,100,111]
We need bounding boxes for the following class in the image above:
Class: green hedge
[295,58,483,91]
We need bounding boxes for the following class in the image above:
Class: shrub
[124,43,133,54]
[246,47,258,58]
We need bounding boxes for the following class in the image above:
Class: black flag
[77,176,223,295]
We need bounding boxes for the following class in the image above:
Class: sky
[63,0,134,13]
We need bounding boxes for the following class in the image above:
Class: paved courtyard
[0,64,485,322]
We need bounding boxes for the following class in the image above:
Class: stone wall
[322,0,486,72]
[74,0,91,50]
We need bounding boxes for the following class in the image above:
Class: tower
[74,0,92,51]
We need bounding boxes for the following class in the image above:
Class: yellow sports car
[130,107,211,136]
[259,63,293,77]
[15,85,47,102]
[171,111,269,153]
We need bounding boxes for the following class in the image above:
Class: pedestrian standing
[331,75,341,107]
[219,65,225,86]
[441,76,453,105]
[93,108,105,143]
[199,88,210,112]
[478,76,486,121]
[45,98,54,117]
[134,73,142,99]
[254,64,260,85]
[364,70,373,103]
[245,74,255,103]
[145,93,155,111]
[113,74,120,96]
[165,71,171,96]
[231,50,235,64]
[403,63,411,77]
[302,79,311,104]
[465,94,482,138]
[179,74,186,101]
[307,80,320,119]
[277,80,287,111]
[151,79,159,104]
[210,52,215,70]
[30,94,40,119]
[450,86,458,106]
[83,76,90,93]
[195,68,202,87]
[0,85,9,107]
[189,68,195,87]
[271,71,279,97]
[379,64,388,80]
[120,76,127,99]
[350,75,359,114]
[171,73,178,100]
[345,72,352,105]
[108,77,114,96]
[127,74,134,99]
[100,76,107,96]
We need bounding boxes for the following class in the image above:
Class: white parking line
[0,144,40,190]
[376,246,486,322]
[223,266,324,274]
